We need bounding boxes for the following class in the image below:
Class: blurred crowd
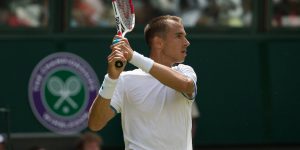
[0,0,48,28]
[71,0,254,28]
[1,0,300,28]
[272,0,300,27]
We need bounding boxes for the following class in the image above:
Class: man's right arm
[88,95,115,131]
[88,36,126,131]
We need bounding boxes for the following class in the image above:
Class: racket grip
[115,60,123,68]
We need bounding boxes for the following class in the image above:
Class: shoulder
[172,64,195,72]
[119,69,150,79]
[173,64,197,82]
[121,69,147,76]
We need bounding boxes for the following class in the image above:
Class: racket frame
[112,0,135,67]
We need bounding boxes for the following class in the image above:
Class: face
[161,20,190,64]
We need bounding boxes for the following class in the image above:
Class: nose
[184,37,190,47]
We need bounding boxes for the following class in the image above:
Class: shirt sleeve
[110,76,124,113]
[177,64,197,100]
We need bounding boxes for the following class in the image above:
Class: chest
[123,78,187,114]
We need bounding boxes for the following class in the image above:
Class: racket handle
[115,60,123,68]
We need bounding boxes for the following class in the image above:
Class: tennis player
[89,15,197,150]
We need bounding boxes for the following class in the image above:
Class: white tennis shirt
[111,64,197,150]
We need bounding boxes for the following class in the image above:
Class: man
[89,15,197,150]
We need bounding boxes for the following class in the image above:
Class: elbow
[88,123,100,132]
[182,78,195,94]
[88,118,106,132]
[88,120,100,131]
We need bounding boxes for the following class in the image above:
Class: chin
[176,59,185,64]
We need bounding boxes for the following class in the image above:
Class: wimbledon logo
[28,52,99,134]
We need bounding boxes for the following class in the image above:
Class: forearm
[129,51,195,95]
[149,63,195,95]
[118,39,196,95]
[88,36,126,131]
[88,95,115,131]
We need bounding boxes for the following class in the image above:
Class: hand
[107,49,126,79]
[111,35,133,61]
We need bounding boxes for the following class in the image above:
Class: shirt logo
[28,52,99,134]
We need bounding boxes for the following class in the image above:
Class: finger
[110,41,126,49]
[120,42,129,48]
[108,55,127,66]
[113,50,127,61]
[113,55,127,62]
[119,43,131,52]
[108,50,126,62]
[111,46,122,52]
[119,38,129,45]
[108,50,123,59]
[108,49,119,57]
[123,51,129,60]
[107,50,121,63]
[108,55,126,63]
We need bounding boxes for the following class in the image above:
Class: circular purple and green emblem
[28,52,99,134]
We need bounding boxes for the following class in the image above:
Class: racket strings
[116,0,134,29]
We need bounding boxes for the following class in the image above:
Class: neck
[149,49,174,67]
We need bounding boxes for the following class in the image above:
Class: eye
[176,34,182,38]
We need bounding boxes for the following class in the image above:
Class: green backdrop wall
[0,35,299,147]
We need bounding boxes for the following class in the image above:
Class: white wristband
[98,74,118,99]
[129,51,154,73]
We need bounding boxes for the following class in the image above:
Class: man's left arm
[149,63,196,97]
[116,38,197,97]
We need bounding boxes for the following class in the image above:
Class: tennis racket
[112,0,135,68]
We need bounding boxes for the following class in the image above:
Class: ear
[152,36,164,50]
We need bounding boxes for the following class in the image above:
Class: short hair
[144,15,182,48]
